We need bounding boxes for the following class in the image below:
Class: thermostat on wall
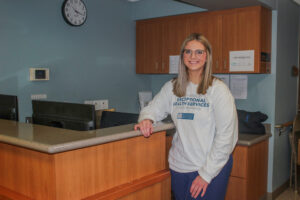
[30,68,49,81]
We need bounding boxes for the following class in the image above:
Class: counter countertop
[237,123,272,146]
[0,120,271,154]
[166,123,272,146]
[237,133,271,146]
[0,119,175,154]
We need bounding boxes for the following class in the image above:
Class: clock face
[63,0,87,26]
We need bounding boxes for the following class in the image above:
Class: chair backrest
[291,115,300,156]
[293,115,300,133]
[99,111,139,129]
[0,94,18,121]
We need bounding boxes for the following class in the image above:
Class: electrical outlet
[31,94,47,100]
[84,100,94,105]
[84,99,108,110]
[94,100,108,110]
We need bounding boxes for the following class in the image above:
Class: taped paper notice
[169,55,180,74]
[230,75,248,99]
[230,50,254,72]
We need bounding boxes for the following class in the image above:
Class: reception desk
[0,120,175,200]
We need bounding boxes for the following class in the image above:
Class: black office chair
[0,94,19,121]
[99,111,139,129]
[289,114,300,193]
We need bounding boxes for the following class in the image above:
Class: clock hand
[72,7,84,16]
[75,9,84,16]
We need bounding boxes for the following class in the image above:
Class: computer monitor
[0,94,19,121]
[32,100,96,131]
[100,111,139,129]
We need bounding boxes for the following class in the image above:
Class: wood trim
[283,121,293,127]
[83,170,170,200]
[275,121,293,129]
[166,135,173,169]
[0,186,32,200]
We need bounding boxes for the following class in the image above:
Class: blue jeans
[170,155,233,200]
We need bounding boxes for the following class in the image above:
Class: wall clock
[62,0,87,26]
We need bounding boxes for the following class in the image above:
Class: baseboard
[264,180,290,200]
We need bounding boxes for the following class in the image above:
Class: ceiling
[175,0,276,11]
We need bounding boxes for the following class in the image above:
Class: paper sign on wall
[230,75,248,99]
[169,55,180,74]
[229,50,254,72]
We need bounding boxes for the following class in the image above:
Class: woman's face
[183,40,207,74]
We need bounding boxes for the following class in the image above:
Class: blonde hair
[172,33,214,97]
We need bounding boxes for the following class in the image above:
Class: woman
[134,33,238,200]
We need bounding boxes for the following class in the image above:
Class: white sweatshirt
[138,78,238,183]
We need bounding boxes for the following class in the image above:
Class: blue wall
[272,0,299,191]
[0,0,151,121]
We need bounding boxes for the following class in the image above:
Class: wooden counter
[225,137,269,200]
[0,120,174,200]
[226,125,270,199]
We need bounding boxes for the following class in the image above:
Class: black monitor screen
[32,100,96,131]
[0,94,18,121]
[100,111,139,129]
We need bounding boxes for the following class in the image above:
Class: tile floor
[276,187,300,200]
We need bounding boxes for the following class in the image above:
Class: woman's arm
[198,82,238,183]
[135,81,172,137]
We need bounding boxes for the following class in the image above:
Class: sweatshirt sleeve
[198,81,238,183]
[138,81,172,123]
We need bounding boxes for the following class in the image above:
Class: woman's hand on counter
[134,119,153,137]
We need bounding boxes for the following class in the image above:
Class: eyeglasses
[183,49,206,57]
